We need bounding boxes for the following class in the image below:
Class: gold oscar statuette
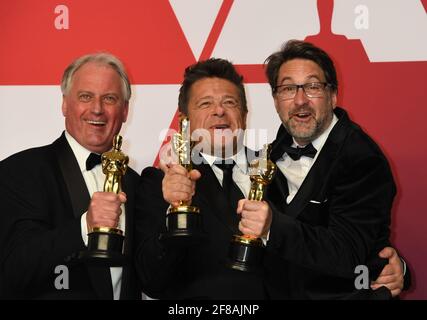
[161,115,205,246]
[227,144,276,272]
[80,134,127,266]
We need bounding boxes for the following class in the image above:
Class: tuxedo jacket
[0,133,140,299]
[264,107,396,299]
[134,154,266,300]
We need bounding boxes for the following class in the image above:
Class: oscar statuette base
[227,235,264,272]
[79,227,126,267]
[160,205,205,247]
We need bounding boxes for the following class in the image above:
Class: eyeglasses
[274,82,331,100]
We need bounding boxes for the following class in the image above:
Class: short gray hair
[61,53,131,101]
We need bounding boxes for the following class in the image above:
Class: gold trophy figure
[227,144,276,272]
[80,135,127,266]
[102,135,128,195]
[161,115,204,246]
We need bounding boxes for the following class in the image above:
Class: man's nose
[293,86,309,106]
[213,102,226,116]
[91,97,104,114]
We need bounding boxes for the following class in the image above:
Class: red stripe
[0,0,195,85]
[235,65,268,83]
[153,0,235,166]
[198,0,234,61]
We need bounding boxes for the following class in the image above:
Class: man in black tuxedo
[238,39,407,299]
[134,58,404,299]
[0,53,140,299]
[135,58,264,299]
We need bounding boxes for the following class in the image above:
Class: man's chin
[287,123,315,138]
[194,135,242,158]
[85,139,111,154]
[210,142,240,158]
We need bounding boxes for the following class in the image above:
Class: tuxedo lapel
[270,124,293,163]
[53,133,91,219]
[53,132,113,300]
[286,108,350,218]
[285,139,339,218]
[267,168,289,212]
[194,163,240,234]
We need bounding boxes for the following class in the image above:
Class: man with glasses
[134,58,268,299]
[237,40,408,299]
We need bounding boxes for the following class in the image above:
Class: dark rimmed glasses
[274,82,331,100]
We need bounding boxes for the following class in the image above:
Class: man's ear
[241,110,248,130]
[273,95,280,113]
[61,96,67,116]
[122,101,129,123]
[331,90,337,109]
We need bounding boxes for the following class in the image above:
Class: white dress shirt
[164,148,250,225]
[202,148,272,244]
[165,150,250,212]
[201,147,250,197]
[65,131,124,300]
[276,114,338,204]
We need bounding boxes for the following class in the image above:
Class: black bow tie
[283,143,317,161]
[86,153,102,171]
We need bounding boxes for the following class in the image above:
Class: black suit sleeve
[134,167,186,298]
[267,151,395,279]
[0,155,86,297]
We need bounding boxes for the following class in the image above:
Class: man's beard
[283,109,332,144]
[284,118,320,143]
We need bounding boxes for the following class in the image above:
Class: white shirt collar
[201,147,248,174]
[64,131,97,172]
